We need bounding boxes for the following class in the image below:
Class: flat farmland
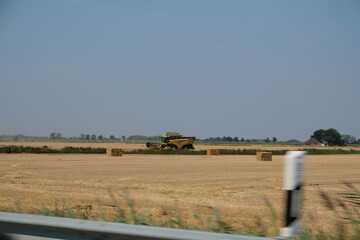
[0,148,359,235]
[3,141,360,151]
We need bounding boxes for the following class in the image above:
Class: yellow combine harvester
[146,132,196,150]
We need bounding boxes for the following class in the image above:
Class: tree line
[1,128,359,146]
[202,136,278,143]
[50,134,162,142]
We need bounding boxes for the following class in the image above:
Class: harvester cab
[146,132,196,150]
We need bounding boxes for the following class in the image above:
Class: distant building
[305,138,323,146]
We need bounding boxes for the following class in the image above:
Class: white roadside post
[281,151,306,238]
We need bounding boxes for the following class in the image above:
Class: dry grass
[1,147,359,236]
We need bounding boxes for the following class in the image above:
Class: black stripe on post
[284,184,302,227]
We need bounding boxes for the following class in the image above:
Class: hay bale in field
[108,148,123,157]
[256,152,272,161]
[207,149,220,155]
[107,148,112,156]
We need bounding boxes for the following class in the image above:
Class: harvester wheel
[182,144,194,150]
[169,145,178,150]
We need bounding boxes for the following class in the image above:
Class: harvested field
[0,151,359,236]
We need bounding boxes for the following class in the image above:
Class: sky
[0,0,359,141]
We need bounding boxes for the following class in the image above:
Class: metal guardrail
[0,212,276,240]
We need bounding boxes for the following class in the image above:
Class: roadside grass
[2,185,359,239]
[1,192,279,236]
[299,183,360,240]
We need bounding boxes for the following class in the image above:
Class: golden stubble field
[0,142,359,235]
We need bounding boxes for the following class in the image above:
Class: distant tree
[324,128,345,146]
[50,132,62,139]
[149,135,161,140]
[50,132,56,139]
[122,135,126,141]
[312,128,344,146]
[127,135,149,140]
[80,134,86,139]
[286,139,301,143]
[85,134,91,140]
[341,134,357,144]
[234,137,239,142]
[91,134,97,140]
[13,135,19,142]
[98,135,103,140]
[240,138,245,142]
[265,137,270,143]
[311,129,325,141]
[272,137,277,143]
[109,135,115,140]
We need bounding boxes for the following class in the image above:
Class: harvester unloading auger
[146,132,196,150]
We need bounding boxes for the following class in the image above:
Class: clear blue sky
[1,0,359,141]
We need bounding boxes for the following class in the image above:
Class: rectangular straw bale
[107,148,123,157]
[107,148,112,156]
[207,149,220,155]
[256,152,272,161]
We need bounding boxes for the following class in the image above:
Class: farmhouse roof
[305,138,322,145]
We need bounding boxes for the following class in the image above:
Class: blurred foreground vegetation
[3,185,359,239]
